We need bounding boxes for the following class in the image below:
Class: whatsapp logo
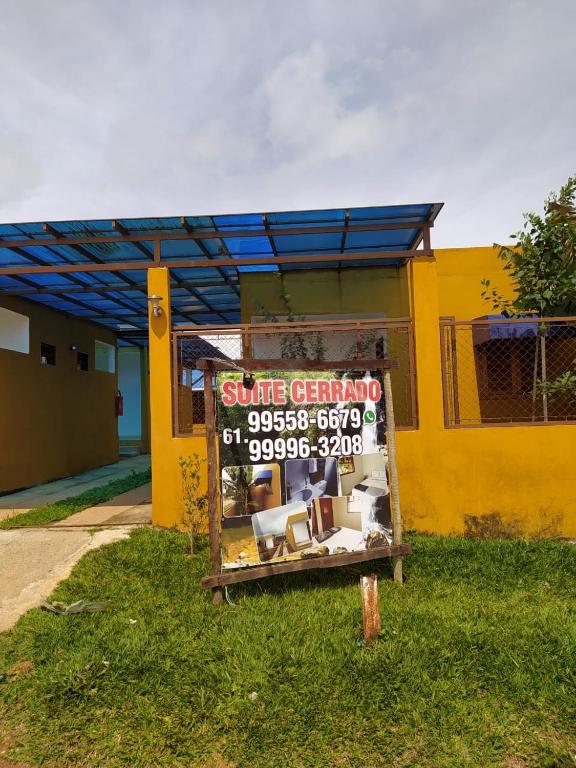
[363,410,376,425]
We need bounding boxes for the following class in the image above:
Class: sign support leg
[383,369,403,584]
[204,363,223,605]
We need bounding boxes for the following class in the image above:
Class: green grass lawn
[0,530,574,768]
[0,469,151,529]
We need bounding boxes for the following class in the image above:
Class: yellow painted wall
[397,255,576,538]
[241,266,410,319]
[241,266,414,426]
[397,424,576,537]
[435,245,516,318]
[240,246,515,323]
[0,296,119,493]
[435,246,516,424]
[149,248,576,538]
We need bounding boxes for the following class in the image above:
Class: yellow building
[0,206,574,536]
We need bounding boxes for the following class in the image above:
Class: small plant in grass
[178,454,208,554]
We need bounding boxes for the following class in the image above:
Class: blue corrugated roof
[0,203,442,342]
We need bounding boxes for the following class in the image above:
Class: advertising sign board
[216,369,393,571]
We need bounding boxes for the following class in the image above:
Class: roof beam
[262,213,280,260]
[339,209,350,256]
[113,219,154,262]
[40,228,150,300]
[0,249,430,276]
[181,216,240,298]
[69,308,237,320]
[170,273,230,323]
[0,278,237,296]
[43,222,63,237]
[0,221,431,250]
[2,273,149,330]
[0,235,150,326]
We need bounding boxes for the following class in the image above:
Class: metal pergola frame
[0,203,442,340]
[0,222,435,275]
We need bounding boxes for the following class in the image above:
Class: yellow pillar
[409,256,445,431]
[147,268,174,526]
[147,267,209,528]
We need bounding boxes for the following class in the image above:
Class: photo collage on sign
[218,370,393,570]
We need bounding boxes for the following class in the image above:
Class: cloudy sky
[1,0,574,247]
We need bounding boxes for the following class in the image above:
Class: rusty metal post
[203,362,223,605]
[383,369,403,583]
[360,574,381,647]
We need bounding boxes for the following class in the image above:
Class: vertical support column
[203,362,223,605]
[383,369,403,583]
[409,256,445,432]
[147,267,172,526]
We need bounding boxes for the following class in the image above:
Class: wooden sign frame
[197,357,410,604]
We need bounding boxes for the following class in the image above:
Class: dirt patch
[464,511,564,539]
[504,757,527,768]
[0,757,27,768]
[464,513,522,539]
[0,736,27,768]
[7,662,33,680]
[202,754,236,768]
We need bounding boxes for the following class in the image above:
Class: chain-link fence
[440,317,576,426]
[173,319,416,435]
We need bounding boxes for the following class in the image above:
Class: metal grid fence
[173,319,416,435]
[440,317,576,426]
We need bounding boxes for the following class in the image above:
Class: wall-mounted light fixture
[69,344,77,352]
[147,295,163,317]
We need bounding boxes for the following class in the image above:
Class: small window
[40,342,56,366]
[95,340,116,373]
[76,351,89,371]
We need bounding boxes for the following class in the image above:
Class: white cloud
[0,141,43,208]
[260,44,384,162]
[0,0,573,245]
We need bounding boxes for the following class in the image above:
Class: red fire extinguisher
[115,390,124,417]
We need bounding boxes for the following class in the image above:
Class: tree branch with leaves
[481,175,576,419]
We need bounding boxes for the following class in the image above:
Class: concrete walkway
[51,482,151,527]
[0,527,133,632]
[0,454,150,520]
[0,460,153,633]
